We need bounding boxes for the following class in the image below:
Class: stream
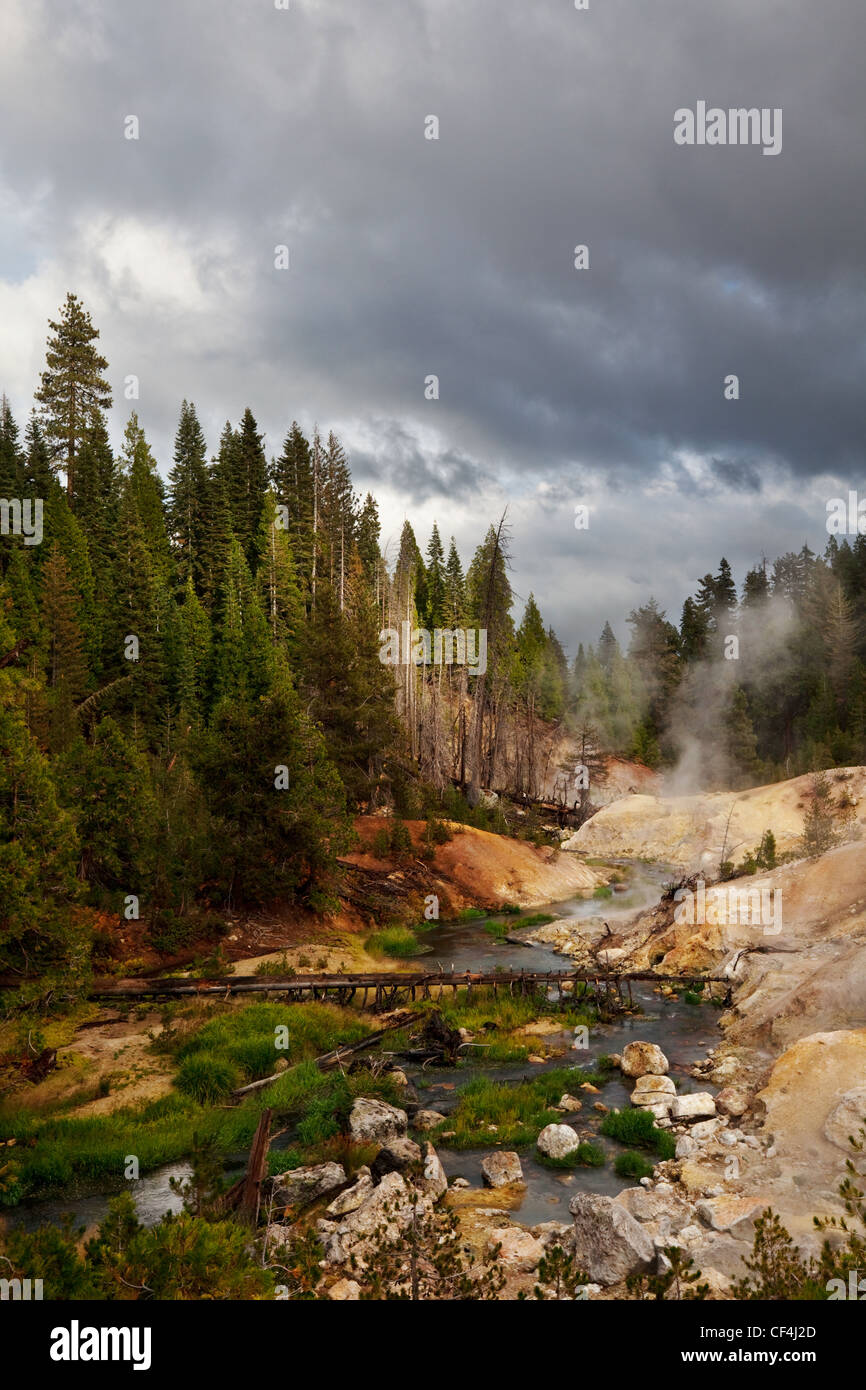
[6,862,720,1235]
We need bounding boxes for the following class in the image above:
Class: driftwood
[220,1107,272,1224]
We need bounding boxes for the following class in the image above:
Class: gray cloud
[1,0,864,651]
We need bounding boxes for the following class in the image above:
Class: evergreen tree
[425,523,447,628]
[0,394,23,498]
[41,544,88,752]
[271,422,315,599]
[444,537,465,624]
[168,401,210,592]
[35,293,112,497]
[193,683,353,907]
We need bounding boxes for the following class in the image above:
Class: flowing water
[6,861,719,1234]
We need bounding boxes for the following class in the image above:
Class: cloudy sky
[1,0,864,654]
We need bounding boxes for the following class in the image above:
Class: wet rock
[569,1192,655,1285]
[267,1161,347,1215]
[537,1123,581,1159]
[348,1097,408,1144]
[481,1151,525,1188]
[558,1094,583,1113]
[621,1042,670,1078]
[671,1093,717,1120]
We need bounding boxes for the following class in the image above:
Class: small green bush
[600,1107,676,1159]
[175,1055,242,1104]
[614,1150,655,1180]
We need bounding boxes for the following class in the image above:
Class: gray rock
[266,1161,347,1215]
[481,1151,525,1188]
[537,1123,580,1159]
[671,1093,717,1121]
[419,1142,448,1201]
[348,1097,408,1144]
[569,1192,655,1285]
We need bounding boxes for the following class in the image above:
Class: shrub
[614,1150,655,1180]
[371,827,391,858]
[365,926,423,958]
[600,1107,676,1159]
[175,1055,242,1104]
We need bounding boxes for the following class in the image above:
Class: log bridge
[89,967,725,1011]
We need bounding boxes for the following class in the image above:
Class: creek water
[6,862,719,1234]
[407,862,719,1226]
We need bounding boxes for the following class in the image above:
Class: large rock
[671,1093,717,1120]
[621,1042,669,1078]
[481,1151,525,1188]
[486,1226,545,1271]
[348,1097,408,1144]
[695,1196,764,1237]
[318,1170,431,1266]
[327,1278,361,1300]
[631,1075,676,1112]
[569,1192,655,1285]
[267,1161,346,1214]
[614,1185,691,1234]
[537,1123,580,1159]
[370,1137,422,1182]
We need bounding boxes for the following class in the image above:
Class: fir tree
[35,293,112,497]
[168,401,210,592]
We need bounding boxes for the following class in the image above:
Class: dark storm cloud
[1,0,864,646]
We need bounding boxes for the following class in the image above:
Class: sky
[1,0,864,656]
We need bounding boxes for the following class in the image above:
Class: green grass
[175,1055,243,1104]
[0,1058,404,1206]
[593,886,613,900]
[431,1068,596,1149]
[497,903,522,916]
[538,1142,605,1170]
[365,926,425,958]
[483,921,509,940]
[600,1107,676,1159]
[614,1150,656,1180]
[519,913,556,928]
[457,907,487,921]
[164,1001,371,1079]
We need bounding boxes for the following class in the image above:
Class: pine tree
[444,538,465,624]
[35,293,112,497]
[168,401,210,592]
[425,524,447,629]
[225,409,269,565]
[120,414,171,585]
[211,538,273,706]
[41,544,88,752]
[255,490,305,662]
[0,394,23,497]
[271,422,314,599]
